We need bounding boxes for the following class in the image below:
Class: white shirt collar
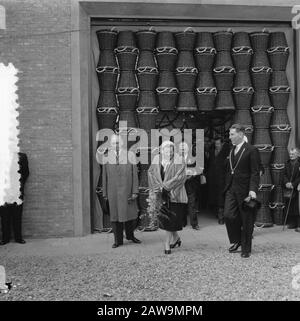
[235,141,244,152]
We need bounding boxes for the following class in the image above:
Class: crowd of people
[97,124,300,258]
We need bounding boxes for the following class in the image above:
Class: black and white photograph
[0,0,300,313]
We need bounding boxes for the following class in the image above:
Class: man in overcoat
[100,134,141,248]
[223,124,260,258]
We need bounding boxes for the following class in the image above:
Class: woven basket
[269,32,288,50]
[137,91,157,108]
[115,47,138,70]
[214,51,234,69]
[96,107,118,130]
[195,32,214,49]
[117,91,139,111]
[177,51,196,69]
[117,30,137,48]
[156,31,176,48]
[256,145,274,167]
[232,51,252,71]
[270,203,285,225]
[255,205,273,228]
[270,110,290,127]
[233,109,252,127]
[196,72,215,89]
[156,88,178,111]
[249,30,270,51]
[176,69,198,91]
[137,51,157,70]
[97,50,118,69]
[251,106,274,128]
[252,90,271,108]
[213,30,233,51]
[97,91,118,109]
[270,164,285,186]
[257,184,273,203]
[117,70,138,89]
[136,29,156,51]
[269,87,290,110]
[252,51,270,69]
[175,28,196,51]
[234,71,252,88]
[137,71,158,91]
[271,185,284,203]
[96,68,119,91]
[118,110,138,129]
[270,125,291,147]
[157,71,177,88]
[156,48,178,71]
[195,88,217,111]
[214,68,235,90]
[233,32,251,48]
[136,107,159,131]
[177,91,198,111]
[233,87,254,110]
[271,146,289,164]
[253,128,272,145]
[270,71,289,88]
[194,50,216,71]
[215,90,235,111]
[96,29,118,50]
[267,48,289,71]
[251,67,272,90]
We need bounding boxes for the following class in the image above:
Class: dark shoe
[218,218,224,225]
[288,223,297,229]
[192,225,200,230]
[112,243,119,248]
[0,240,9,246]
[241,252,250,258]
[295,227,300,233]
[228,242,241,253]
[170,238,181,249]
[15,239,26,244]
[127,237,141,244]
[164,249,171,254]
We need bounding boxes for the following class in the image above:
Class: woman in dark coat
[283,148,300,231]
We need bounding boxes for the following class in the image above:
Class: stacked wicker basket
[232,32,254,143]
[195,32,217,112]
[268,32,291,225]
[136,29,159,230]
[249,30,274,227]
[213,30,236,112]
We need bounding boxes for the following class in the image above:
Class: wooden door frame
[71,1,298,236]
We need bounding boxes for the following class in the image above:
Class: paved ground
[0,213,300,301]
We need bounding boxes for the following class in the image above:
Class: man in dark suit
[0,152,29,245]
[223,124,260,258]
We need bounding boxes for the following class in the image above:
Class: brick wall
[0,0,74,237]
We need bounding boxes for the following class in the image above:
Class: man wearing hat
[223,124,261,258]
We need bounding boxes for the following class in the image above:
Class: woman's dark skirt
[159,202,187,231]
